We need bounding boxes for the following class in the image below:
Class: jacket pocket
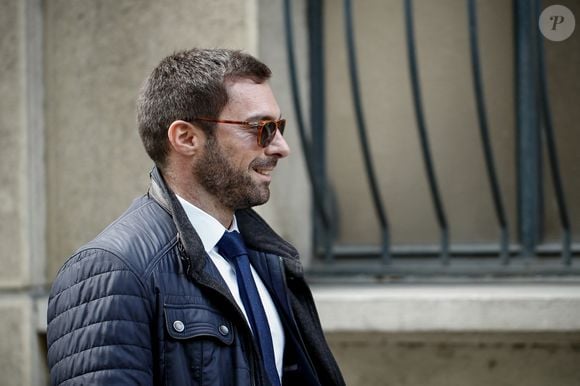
[164,303,234,344]
[163,303,238,385]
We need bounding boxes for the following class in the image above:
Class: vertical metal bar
[307,0,333,262]
[515,0,541,258]
[467,0,510,263]
[343,0,390,263]
[403,0,450,263]
[308,0,325,184]
[535,0,572,265]
[283,0,333,257]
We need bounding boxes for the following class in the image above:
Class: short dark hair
[137,48,272,168]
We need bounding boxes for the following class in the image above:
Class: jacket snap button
[219,324,229,336]
[173,320,185,332]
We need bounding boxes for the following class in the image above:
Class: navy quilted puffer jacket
[47,168,345,386]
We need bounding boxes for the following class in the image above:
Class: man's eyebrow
[245,113,283,121]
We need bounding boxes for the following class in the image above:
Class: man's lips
[253,168,273,176]
[250,158,277,177]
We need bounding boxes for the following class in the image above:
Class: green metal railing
[283,0,578,277]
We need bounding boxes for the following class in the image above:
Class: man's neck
[164,170,234,229]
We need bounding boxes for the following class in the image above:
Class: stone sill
[311,283,580,332]
[36,283,580,333]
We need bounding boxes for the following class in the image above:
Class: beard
[193,136,274,210]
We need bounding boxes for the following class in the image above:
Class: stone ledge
[312,283,580,332]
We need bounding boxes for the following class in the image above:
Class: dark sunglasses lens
[260,121,277,146]
[278,119,286,135]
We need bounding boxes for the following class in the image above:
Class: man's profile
[46,48,345,386]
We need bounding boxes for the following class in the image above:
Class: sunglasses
[194,117,286,147]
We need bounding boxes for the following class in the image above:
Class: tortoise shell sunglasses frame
[193,117,286,148]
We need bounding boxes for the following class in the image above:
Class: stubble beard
[193,136,271,211]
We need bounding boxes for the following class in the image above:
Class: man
[46,48,345,386]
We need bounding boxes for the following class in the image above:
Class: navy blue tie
[217,231,280,386]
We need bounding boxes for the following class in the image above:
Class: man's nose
[265,129,291,158]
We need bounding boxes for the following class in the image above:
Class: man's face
[193,78,290,211]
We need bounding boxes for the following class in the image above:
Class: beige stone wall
[0,0,27,288]
[0,298,33,386]
[328,332,580,386]
[0,0,46,384]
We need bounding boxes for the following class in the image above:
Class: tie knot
[217,231,247,260]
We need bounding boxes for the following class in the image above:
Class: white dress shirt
[176,195,285,379]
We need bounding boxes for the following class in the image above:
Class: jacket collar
[147,166,304,278]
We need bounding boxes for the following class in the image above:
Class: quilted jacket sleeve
[47,248,154,385]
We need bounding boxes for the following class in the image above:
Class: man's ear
[167,120,204,156]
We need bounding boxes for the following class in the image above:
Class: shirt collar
[176,194,239,253]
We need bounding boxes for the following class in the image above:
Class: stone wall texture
[328,332,580,386]
[0,0,26,288]
[0,298,32,386]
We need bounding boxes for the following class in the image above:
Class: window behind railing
[283,0,580,276]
